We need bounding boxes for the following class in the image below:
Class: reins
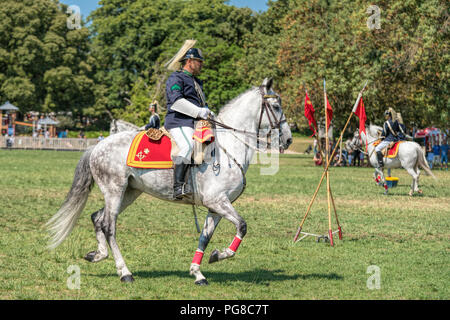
[208,86,286,149]
[205,86,286,196]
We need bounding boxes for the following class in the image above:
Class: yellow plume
[164,40,197,71]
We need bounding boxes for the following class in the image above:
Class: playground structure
[0,101,19,136]
[0,102,61,138]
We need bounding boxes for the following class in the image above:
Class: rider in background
[374,109,400,168]
[145,101,160,130]
[164,47,212,199]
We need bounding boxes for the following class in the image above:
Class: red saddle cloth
[126,131,173,169]
[373,140,404,158]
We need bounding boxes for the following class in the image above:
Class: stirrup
[174,183,192,199]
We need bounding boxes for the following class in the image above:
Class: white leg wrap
[189,263,206,282]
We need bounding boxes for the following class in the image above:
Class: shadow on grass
[92,269,344,284]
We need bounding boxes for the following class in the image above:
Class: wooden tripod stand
[293,81,368,245]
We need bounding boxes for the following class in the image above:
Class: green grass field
[0,147,448,300]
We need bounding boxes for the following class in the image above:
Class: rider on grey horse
[164,47,212,199]
[375,109,400,168]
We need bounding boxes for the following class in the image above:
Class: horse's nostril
[287,138,292,145]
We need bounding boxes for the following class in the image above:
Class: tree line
[0,0,448,132]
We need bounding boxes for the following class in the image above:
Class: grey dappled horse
[110,119,144,135]
[47,78,292,285]
[361,125,436,196]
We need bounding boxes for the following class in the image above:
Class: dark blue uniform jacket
[164,70,206,130]
[145,114,160,130]
[396,121,407,140]
[381,119,399,142]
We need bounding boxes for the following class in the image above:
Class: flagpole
[293,81,368,243]
[324,79,334,246]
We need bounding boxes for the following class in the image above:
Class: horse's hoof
[418,189,423,195]
[120,275,134,283]
[84,251,107,263]
[195,279,209,286]
[84,251,97,262]
[208,249,220,264]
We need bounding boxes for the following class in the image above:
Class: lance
[323,79,333,246]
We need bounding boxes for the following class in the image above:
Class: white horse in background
[110,119,143,135]
[361,125,436,196]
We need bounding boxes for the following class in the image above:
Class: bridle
[208,86,287,150]
[257,86,288,150]
[355,131,381,155]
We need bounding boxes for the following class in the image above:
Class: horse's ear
[261,77,273,92]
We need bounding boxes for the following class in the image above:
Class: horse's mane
[218,87,260,116]
[115,119,139,128]
[367,124,382,138]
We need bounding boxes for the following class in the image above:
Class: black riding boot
[173,159,191,199]
[376,151,384,168]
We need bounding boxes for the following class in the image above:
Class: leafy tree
[272,0,449,131]
[0,0,95,119]
[89,0,257,122]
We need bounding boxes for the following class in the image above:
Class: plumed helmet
[149,100,158,112]
[181,48,204,62]
[385,107,397,121]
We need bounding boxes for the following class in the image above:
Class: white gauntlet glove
[198,108,212,120]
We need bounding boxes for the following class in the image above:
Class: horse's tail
[417,144,437,181]
[46,146,95,249]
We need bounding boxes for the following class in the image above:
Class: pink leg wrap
[228,236,242,253]
[192,250,204,265]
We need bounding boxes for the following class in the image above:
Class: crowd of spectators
[426,136,448,170]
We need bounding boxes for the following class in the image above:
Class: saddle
[127,122,214,169]
[374,140,404,158]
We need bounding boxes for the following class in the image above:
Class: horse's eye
[272,102,281,110]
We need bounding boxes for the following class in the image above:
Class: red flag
[325,94,333,130]
[304,92,317,135]
[353,97,367,149]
